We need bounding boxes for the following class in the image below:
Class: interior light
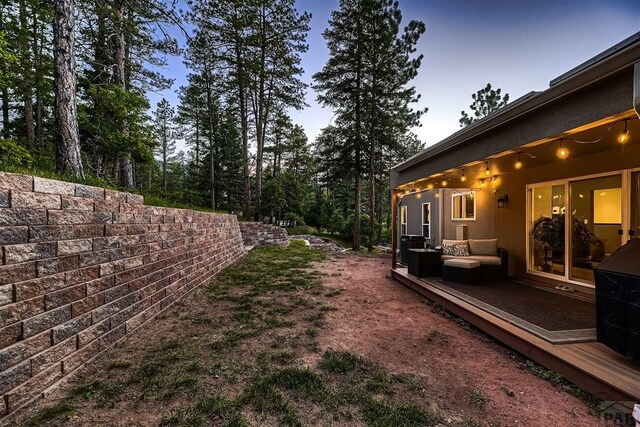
[427,182,434,190]
[416,192,422,199]
[460,169,466,182]
[618,120,630,144]
[579,194,584,198]
[485,161,491,176]
[441,175,448,186]
[435,190,440,198]
[480,179,486,188]
[514,152,523,170]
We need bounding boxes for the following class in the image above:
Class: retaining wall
[0,172,246,417]
[238,222,288,248]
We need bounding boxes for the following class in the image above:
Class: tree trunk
[1,88,8,139]
[352,10,363,251]
[234,19,250,220]
[19,0,35,146]
[0,6,8,138]
[32,8,43,145]
[113,0,134,188]
[162,124,167,193]
[367,135,375,252]
[205,69,216,210]
[53,0,84,178]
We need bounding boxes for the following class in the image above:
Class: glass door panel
[632,172,640,240]
[569,175,623,284]
[530,184,566,276]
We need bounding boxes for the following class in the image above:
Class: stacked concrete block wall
[238,222,288,248]
[0,172,246,418]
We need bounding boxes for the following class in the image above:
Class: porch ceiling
[391,33,640,191]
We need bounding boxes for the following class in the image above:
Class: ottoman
[442,258,482,284]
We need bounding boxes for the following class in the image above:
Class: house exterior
[392,31,640,296]
[389,32,640,407]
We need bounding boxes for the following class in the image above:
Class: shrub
[284,212,305,226]
[0,139,34,168]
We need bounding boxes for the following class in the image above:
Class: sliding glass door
[529,183,566,277]
[632,171,640,241]
[569,175,623,284]
[527,171,632,286]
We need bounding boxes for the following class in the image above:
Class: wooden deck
[391,267,640,408]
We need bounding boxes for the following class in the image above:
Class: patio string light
[399,117,638,193]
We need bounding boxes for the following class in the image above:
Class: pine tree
[314,0,426,250]
[154,99,177,194]
[459,83,509,127]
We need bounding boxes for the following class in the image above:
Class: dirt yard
[14,242,605,426]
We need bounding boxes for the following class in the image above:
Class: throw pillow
[453,244,470,256]
[442,244,455,255]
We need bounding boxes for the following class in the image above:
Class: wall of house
[238,222,288,248]
[0,172,247,418]
[496,142,640,280]
[397,190,440,246]
[442,188,497,241]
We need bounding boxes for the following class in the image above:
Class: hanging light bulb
[479,179,486,188]
[426,182,434,190]
[441,175,448,186]
[618,120,630,144]
[460,168,466,182]
[557,139,569,159]
[484,161,491,176]
[514,152,523,170]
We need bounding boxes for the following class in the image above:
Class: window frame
[451,191,477,221]
[421,202,431,239]
[400,205,408,235]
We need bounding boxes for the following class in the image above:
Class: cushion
[443,258,481,269]
[442,239,469,256]
[468,239,498,256]
[467,255,502,266]
[441,244,455,255]
[453,244,469,257]
[442,239,469,246]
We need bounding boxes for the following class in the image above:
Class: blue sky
[150,0,640,149]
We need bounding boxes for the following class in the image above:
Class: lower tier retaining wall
[239,222,288,248]
[0,172,246,418]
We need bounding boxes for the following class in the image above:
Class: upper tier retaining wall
[0,172,246,418]
[238,222,288,248]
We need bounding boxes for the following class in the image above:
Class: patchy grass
[24,240,444,427]
[466,389,488,408]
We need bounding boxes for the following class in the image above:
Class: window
[452,191,476,220]
[421,203,431,238]
[401,206,407,235]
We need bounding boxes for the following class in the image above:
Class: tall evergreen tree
[459,83,509,127]
[153,99,177,193]
[314,0,426,250]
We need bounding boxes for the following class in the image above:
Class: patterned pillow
[441,244,455,255]
[453,244,470,257]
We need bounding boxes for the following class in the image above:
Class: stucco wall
[0,172,246,418]
[442,188,497,241]
[397,190,440,246]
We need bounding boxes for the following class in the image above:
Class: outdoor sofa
[439,238,508,283]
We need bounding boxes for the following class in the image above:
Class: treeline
[0,0,425,250]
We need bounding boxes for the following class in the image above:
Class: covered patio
[389,32,640,407]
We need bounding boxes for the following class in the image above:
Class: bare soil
[313,253,602,426]
[13,248,603,427]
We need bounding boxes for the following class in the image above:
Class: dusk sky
[151,0,640,150]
